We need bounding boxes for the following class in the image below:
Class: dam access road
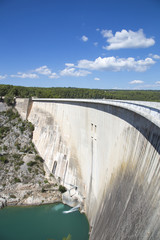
[16,98,160,240]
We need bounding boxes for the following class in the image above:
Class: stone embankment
[0,102,61,209]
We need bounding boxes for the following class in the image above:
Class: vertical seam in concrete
[26,98,33,120]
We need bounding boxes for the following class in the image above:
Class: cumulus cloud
[94,77,100,81]
[129,80,144,84]
[153,55,160,59]
[65,63,75,67]
[155,81,160,84]
[48,73,59,79]
[78,56,155,72]
[9,65,60,80]
[149,54,160,60]
[60,66,91,77]
[0,75,7,80]
[34,65,52,75]
[10,73,39,79]
[101,29,155,50]
[81,35,88,42]
[101,29,113,38]
[34,65,60,79]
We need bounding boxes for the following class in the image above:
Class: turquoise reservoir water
[0,203,89,240]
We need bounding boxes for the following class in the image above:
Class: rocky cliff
[0,102,61,208]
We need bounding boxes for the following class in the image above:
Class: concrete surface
[15,98,160,239]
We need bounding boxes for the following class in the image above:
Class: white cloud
[153,55,160,59]
[101,29,113,38]
[149,54,160,60]
[35,65,52,75]
[96,28,100,32]
[34,65,60,79]
[132,83,160,89]
[155,81,160,84]
[94,77,100,81]
[78,56,155,72]
[101,29,155,50]
[60,67,91,77]
[0,75,7,80]
[48,73,59,79]
[10,73,39,79]
[65,63,75,67]
[93,42,98,46]
[129,80,144,84]
[81,35,88,42]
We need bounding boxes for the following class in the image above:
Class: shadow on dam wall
[16,99,160,240]
[90,161,160,239]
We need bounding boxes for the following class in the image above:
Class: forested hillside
[0,84,160,102]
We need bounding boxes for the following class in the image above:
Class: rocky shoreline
[0,102,62,209]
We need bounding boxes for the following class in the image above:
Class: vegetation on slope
[0,84,160,101]
[0,108,43,181]
[0,103,61,207]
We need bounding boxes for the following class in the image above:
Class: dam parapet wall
[15,98,32,120]
[15,98,160,239]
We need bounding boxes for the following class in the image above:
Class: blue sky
[0,0,160,89]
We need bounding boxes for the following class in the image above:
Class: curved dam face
[16,98,160,239]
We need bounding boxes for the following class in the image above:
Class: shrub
[0,155,9,164]
[41,187,46,193]
[30,142,37,153]
[14,177,21,183]
[31,142,35,148]
[18,117,22,123]
[0,126,10,137]
[27,161,36,167]
[27,122,34,132]
[21,145,32,153]
[35,155,44,162]
[19,126,25,133]
[14,142,21,150]
[10,194,16,199]
[16,160,24,166]
[4,96,15,106]
[59,185,67,193]
[5,108,17,120]
[13,154,21,160]
[15,166,20,171]
[3,145,8,151]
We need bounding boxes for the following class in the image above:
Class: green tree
[4,95,15,106]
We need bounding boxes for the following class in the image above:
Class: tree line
[0,84,160,102]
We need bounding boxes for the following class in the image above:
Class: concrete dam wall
[16,98,160,239]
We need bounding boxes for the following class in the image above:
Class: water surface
[0,203,89,240]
